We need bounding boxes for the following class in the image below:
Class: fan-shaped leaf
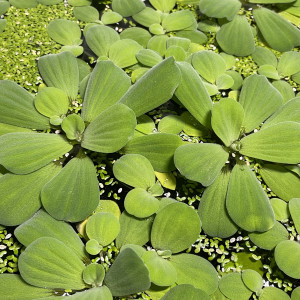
[133,7,161,27]
[175,30,207,44]
[162,10,196,32]
[9,0,38,8]
[120,27,151,47]
[61,114,85,141]
[251,46,278,67]
[226,163,275,232]
[83,264,105,287]
[37,0,63,4]
[73,6,99,22]
[147,35,169,56]
[158,115,185,134]
[241,269,263,293]
[162,284,210,300]
[292,287,300,300]
[68,0,91,5]
[289,198,300,234]
[149,0,176,12]
[0,123,31,136]
[259,286,290,300]
[0,132,72,174]
[112,0,145,17]
[136,49,163,67]
[165,45,186,61]
[258,65,280,80]
[278,51,300,76]
[270,198,290,221]
[19,237,86,289]
[272,80,295,104]
[225,70,243,90]
[57,287,113,300]
[0,1,9,15]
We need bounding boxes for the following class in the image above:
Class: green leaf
[167,37,191,50]
[85,239,102,255]
[170,253,219,294]
[240,122,300,164]
[61,114,85,141]
[0,1,9,15]
[9,0,38,8]
[55,287,113,300]
[104,248,151,296]
[0,163,60,226]
[149,0,176,12]
[238,74,283,133]
[162,10,196,32]
[253,7,300,52]
[175,30,208,44]
[162,284,210,300]
[260,164,300,202]
[15,209,87,260]
[47,19,82,46]
[250,0,295,2]
[136,49,163,67]
[34,87,69,119]
[199,0,241,21]
[278,51,300,76]
[289,198,300,234]
[251,46,278,67]
[0,19,7,34]
[155,172,176,190]
[258,65,280,80]
[101,11,123,25]
[116,211,153,248]
[175,62,213,128]
[219,273,252,300]
[142,251,177,286]
[42,155,99,222]
[192,51,227,84]
[249,221,289,250]
[216,16,255,56]
[216,74,234,90]
[85,25,120,57]
[270,198,290,221]
[292,287,300,300]
[113,154,155,189]
[165,45,186,61]
[292,71,300,84]
[272,80,295,104]
[197,19,220,33]
[112,0,145,17]
[151,202,201,253]
[0,80,49,130]
[83,264,105,287]
[211,98,244,147]
[123,133,183,172]
[226,163,275,232]
[86,212,120,246]
[81,61,130,123]
[0,123,31,136]
[147,35,169,56]
[259,286,290,300]
[82,103,136,153]
[73,6,99,22]
[181,111,211,137]
[19,237,86,289]
[66,0,92,5]
[174,143,229,186]
[241,269,263,293]
[120,27,151,48]
[38,52,79,101]
[158,115,185,134]
[133,7,161,27]
[225,70,243,90]
[125,188,160,218]
[38,0,63,4]
[275,240,300,279]
[0,132,72,174]
[199,168,238,238]
[119,57,181,117]
[0,274,52,300]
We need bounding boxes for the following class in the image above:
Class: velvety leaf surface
[251,46,278,67]
[277,51,300,76]
[260,164,300,202]
[253,7,300,52]
[9,0,38,8]
[162,284,210,300]
[113,154,155,189]
[0,132,71,174]
[175,61,212,128]
[170,253,219,294]
[112,0,145,17]
[241,269,263,292]
[249,221,289,250]
[216,15,255,56]
[165,45,186,61]
[199,168,238,238]
[0,274,52,300]
[81,60,131,123]
[0,80,49,130]
[86,212,120,246]
[42,155,99,222]
[259,286,290,300]
[258,65,280,80]
[136,49,163,67]
[116,212,153,248]
[149,0,176,12]
[226,163,275,232]
[19,237,86,289]
[158,115,185,134]
[162,10,196,32]
[61,114,85,141]
[120,27,152,48]
[289,198,300,234]
[104,248,151,296]
[38,52,79,101]
[270,198,290,221]
[151,202,201,253]
[133,7,161,27]
[15,209,87,260]
[0,1,10,15]
[147,35,169,56]
[119,57,181,117]
[123,133,183,172]
[239,74,283,133]
[174,143,229,186]
[82,103,136,153]
[73,6,99,22]
[0,123,31,136]
[240,122,300,164]
[292,287,300,300]
[82,264,105,286]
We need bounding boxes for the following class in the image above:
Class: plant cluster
[0,0,300,299]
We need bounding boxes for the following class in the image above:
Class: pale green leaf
[42,155,99,222]
[0,80,49,130]
[270,198,290,221]
[199,168,238,238]
[275,240,300,279]
[154,172,176,190]
[251,46,278,67]
[9,0,38,8]
[278,51,300,76]
[19,237,86,289]
[250,0,294,2]
[119,57,181,117]
[60,45,83,57]
[174,143,229,186]
[181,111,211,137]
[167,37,191,50]
[292,287,300,300]
[112,0,145,17]
[82,103,136,153]
[38,52,79,101]
[0,19,7,34]
[175,30,208,44]
[136,49,163,67]
[170,253,219,294]
[162,284,210,300]
[239,74,283,133]
[0,132,72,174]
[259,286,290,300]
[147,35,169,56]
[162,10,196,32]
[158,115,185,134]
[61,114,85,141]
[0,1,9,15]
[73,6,99,22]
[85,239,102,255]
[241,269,263,292]
[101,11,123,25]
[0,163,61,226]
[292,71,300,84]
[289,198,300,234]
[149,0,176,12]
[133,7,161,27]
[37,0,63,4]
[253,7,300,52]
[104,248,151,296]
[272,80,295,104]
[120,27,151,48]
[0,123,31,136]
[226,163,275,232]
[258,65,280,80]
[113,154,155,189]
[198,19,220,33]
[83,264,105,287]
[225,70,243,90]
[55,287,113,300]
[151,202,201,253]
[165,45,186,61]
[216,16,255,56]
[216,74,234,90]
[68,0,92,5]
